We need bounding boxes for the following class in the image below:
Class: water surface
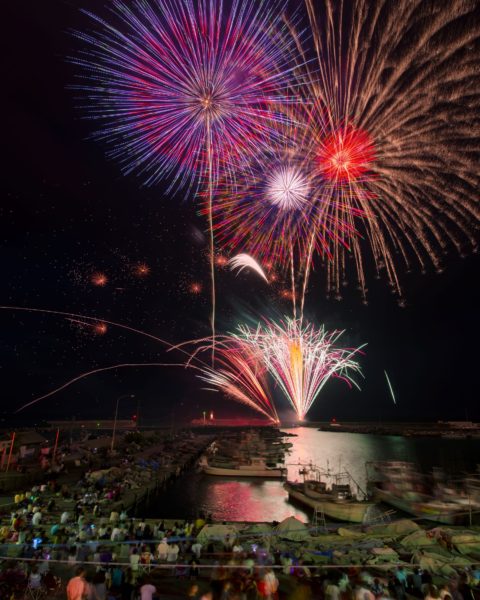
[147,427,480,522]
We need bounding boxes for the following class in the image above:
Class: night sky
[1,1,479,425]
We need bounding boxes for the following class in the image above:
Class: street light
[111,394,135,453]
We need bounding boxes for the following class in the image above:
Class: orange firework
[134,263,150,277]
[93,322,108,335]
[214,255,228,267]
[91,272,108,287]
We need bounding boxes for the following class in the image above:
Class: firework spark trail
[173,334,280,422]
[384,370,397,405]
[0,305,201,410]
[238,318,364,420]
[2,306,278,422]
[0,306,176,349]
[301,0,480,299]
[228,254,269,283]
[16,363,192,413]
[195,338,280,423]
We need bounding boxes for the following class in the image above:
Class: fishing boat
[200,456,287,478]
[284,463,378,523]
[366,461,468,525]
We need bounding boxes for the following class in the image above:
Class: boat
[198,428,292,478]
[366,461,469,525]
[200,456,287,478]
[284,480,377,523]
[284,463,378,523]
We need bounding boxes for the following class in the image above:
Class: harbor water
[146,427,480,522]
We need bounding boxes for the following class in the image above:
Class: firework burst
[90,271,108,287]
[207,103,317,271]
[72,0,297,189]
[238,318,364,420]
[299,0,480,298]
[133,263,150,277]
[73,0,299,357]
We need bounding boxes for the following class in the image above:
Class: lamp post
[111,394,135,453]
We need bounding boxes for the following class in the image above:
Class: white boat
[200,456,286,478]
[284,481,377,523]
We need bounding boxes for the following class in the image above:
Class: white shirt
[32,512,42,526]
[130,554,140,571]
[191,542,202,557]
[167,544,179,562]
[140,583,156,600]
[157,541,168,559]
[326,583,341,600]
[61,511,70,524]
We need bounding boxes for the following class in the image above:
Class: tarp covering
[196,524,238,543]
[382,519,421,536]
[244,523,273,535]
[338,527,364,538]
[413,550,472,577]
[370,546,399,558]
[450,530,480,556]
[400,529,438,549]
[367,519,420,538]
[274,516,310,542]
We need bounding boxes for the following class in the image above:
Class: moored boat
[200,456,287,478]
[284,480,377,523]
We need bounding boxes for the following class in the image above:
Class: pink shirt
[141,583,157,600]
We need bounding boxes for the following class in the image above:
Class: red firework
[91,272,108,287]
[190,282,203,295]
[317,125,375,183]
[214,255,228,268]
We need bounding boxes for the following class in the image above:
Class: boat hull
[202,464,286,478]
[285,484,376,523]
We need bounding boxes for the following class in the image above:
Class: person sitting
[28,566,42,590]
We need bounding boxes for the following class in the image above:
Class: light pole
[111,394,135,453]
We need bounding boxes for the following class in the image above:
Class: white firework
[266,165,310,210]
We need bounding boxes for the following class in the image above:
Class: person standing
[67,566,87,600]
[130,547,141,581]
[157,537,169,561]
[167,541,180,564]
[263,568,279,600]
[325,577,341,600]
[191,540,202,560]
